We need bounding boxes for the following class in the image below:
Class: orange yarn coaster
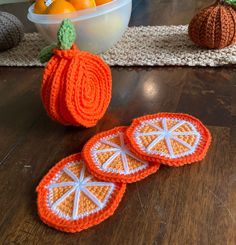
[125,113,211,167]
[82,126,160,183]
[37,153,126,233]
[41,45,112,127]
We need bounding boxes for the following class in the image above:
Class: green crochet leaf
[39,43,57,63]
[225,0,236,7]
[57,19,76,50]
[38,19,76,63]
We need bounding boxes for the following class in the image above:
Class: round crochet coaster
[36,153,126,233]
[125,113,211,167]
[82,126,160,183]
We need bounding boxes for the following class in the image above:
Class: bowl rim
[28,0,132,24]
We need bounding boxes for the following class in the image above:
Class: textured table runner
[1,25,236,67]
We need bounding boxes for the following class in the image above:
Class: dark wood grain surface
[0,1,235,244]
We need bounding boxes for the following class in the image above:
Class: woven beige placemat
[1,25,236,67]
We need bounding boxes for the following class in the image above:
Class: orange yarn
[37,153,126,233]
[36,113,212,233]
[41,44,112,127]
[188,0,236,49]
[95,0,112,5]
[125,113,212,167]
[82,126,160,183]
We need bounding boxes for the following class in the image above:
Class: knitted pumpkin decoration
[188,0,236,49]
[0,12,24,51]
[40,19,112,127]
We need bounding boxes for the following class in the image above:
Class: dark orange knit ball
[188,0,236,49]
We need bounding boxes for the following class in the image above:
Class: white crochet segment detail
[134,118,201,159]
[47,160,115,220]
[90,131,149,175]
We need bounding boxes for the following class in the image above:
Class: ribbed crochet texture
[37,153,126,233]
[36,113,212,233]
[125,113,212,167]
[0,12,24,51]
[3,26,236,67]
[82,126,160,183]
[40,19,112,127]
[41,44,112,127]
[188,0,236,49]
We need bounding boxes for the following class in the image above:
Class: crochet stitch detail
[82,126,160,183]
[37,153,126,233]
[40,19,112,127]
[125,113,212,167]
[0,11,24,51]
[3,26,236,66]
[188,1,236,49]
[57,19,76,50]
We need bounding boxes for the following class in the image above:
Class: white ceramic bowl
[27,0,132,54]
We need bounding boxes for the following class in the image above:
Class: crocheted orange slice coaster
[82,126,160,183]
[125,113,211,167]
[37,153,126,233]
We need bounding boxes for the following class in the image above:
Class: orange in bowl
[46,0,76,14]
[34,0,54,14]
[95,0,113,6]
[68,0,96,10]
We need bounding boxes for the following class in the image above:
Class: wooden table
[0,1,235,244]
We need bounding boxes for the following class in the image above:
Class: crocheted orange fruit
[82,126,160,183]
[188,0,236,49]
[125,113,211,167]
[40,19,112,127]
[37,153,126,233]
[46,0,76,14]
[68,0,96,10]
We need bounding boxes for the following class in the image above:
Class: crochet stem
[39,19,76,63]
[57,19,76,50]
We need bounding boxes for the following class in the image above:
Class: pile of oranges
[34,0,112,14]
